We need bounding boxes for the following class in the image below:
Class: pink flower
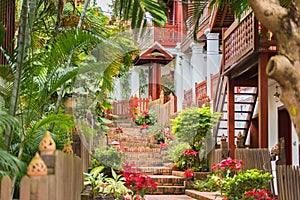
[183,149,198,156]
[140,124,148,129]
[160,142,167,149]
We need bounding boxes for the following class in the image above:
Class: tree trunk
[248,0,300,141]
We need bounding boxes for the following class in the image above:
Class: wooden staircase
[114,117,187,194]
[213,76,258,146]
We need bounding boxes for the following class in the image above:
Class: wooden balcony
[154,23,182,48]
[223,11,277,72]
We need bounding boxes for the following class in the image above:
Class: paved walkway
[144,195,196,200]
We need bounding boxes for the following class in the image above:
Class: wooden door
[278,108,292,165]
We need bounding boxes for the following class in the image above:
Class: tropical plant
[104,168,129,199]
[111,0,167,39]
[83,166,107,199]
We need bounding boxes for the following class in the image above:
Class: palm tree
[0,0,160,181]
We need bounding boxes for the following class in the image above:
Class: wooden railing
[111,96,149,117]
[154,24,182,47]
[210,73,219,101]
[1,151,82,200]
[182,88,193,109]
[149,91,177,126]
[223,11,257,70]
[223,10,277,70]
[195,80,207,107]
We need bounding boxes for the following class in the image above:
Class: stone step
[125,160,164,167]
[185,190,223,200]
[148,175,185,186]
[149,185,186,195]
[125,147,161,153]
[172,171,211,180]
[121,142,160,148]
[126,152,163,159]
[139,167,172,175]
[116,122,132,128]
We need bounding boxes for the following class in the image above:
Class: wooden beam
[219,4,228,27]
[233,79,258,87]
[258,53,269,148]
[227,79,235,158]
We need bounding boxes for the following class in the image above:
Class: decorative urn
[27,153,48,178]
[39,131,56,155]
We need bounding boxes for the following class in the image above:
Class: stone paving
[144,195,196,200]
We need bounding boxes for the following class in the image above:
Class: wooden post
[228,79,235,158]
[1,176,12,200]
[258,53,269,148]
[170,93,175,114]
[20,176,31,200]
[160,90,164,104]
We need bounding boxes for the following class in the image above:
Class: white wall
[268,80,299,165]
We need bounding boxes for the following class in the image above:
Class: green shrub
[167,141,190,166]
[223,169,273,199]
[193,174,224,192]
[171,106,220,151]
[92,147,125,171]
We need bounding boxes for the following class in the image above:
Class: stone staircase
[113,117,187,195]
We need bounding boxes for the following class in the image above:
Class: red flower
[115,126,123,133]
[184,169,194,179]
[245,189,275,200]
[212,158,244,178]
[132,115,137,121]
[121,163,157,195]
[140,124,148,129]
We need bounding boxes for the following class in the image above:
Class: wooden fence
[111,96,149,117]
[149,91,176,126]
[182,89,193,109]
[235,148,272,171]
[0,151,83,200]
[277,165,300,200]
[212,147,272,172]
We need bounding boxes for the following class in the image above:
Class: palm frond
[115,0,167,29]
[30,113,74,133]
[0,148,26,178]
[0,111,20,150]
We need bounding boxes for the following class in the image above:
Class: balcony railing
[223,11,277,70]
[195,81,207,107]
[223,11,256,70]
[154,24,182,47]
